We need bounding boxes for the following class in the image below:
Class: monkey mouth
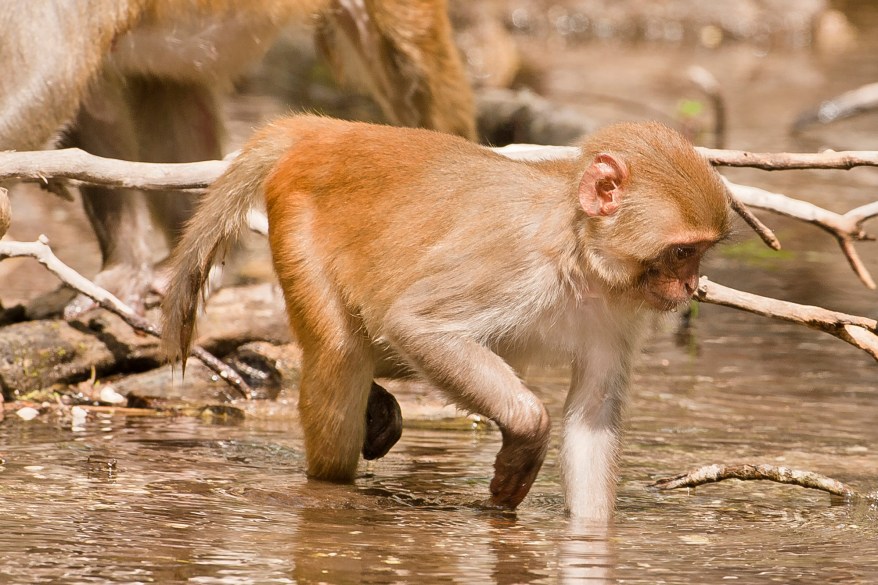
[641,290,690,312]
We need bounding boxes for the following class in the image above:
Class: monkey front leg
[386,324,551,509]
[561,348,632,520]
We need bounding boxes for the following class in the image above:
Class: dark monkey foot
[362,382,403,460]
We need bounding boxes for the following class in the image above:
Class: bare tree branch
[650,463,874,501]
[0,236,252,399]
[687,65,726,149]
[726,193,781,250]
[725,179,877,288]
[793,81,878,132]
[0,148,226,190]
[1,146,875,285]
[697,277,878,360]
[698,147,878,170]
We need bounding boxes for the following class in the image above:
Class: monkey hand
[486,422,551,510]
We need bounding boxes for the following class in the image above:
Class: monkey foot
[63,264,152,320]
[362,382,403,460]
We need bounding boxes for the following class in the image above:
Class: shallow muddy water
[3,1,878,583]
[1,310,876,584]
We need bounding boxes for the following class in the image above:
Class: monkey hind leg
[363,382,403,460]
[61,76,154,317]
[60,75,224,317]
[281,267,376,481]
[127,77,224,298]
[298,340,375,482]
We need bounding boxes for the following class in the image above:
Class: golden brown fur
[162,116,731,518]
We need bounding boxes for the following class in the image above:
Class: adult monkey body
[163,116,731,518]
[0,0,474,315]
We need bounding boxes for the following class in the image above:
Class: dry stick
[793,81,878,131]
[6,145,878,180]
[698,147,878,170]
[650,463,874,501]
[0,236,253,399]
[2,148,873,234]
[697,277,878,360]
[687,65,726,149]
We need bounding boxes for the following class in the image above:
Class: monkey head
[576,122,732,311]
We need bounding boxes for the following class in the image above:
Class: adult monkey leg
[126,77,225,297]
[62,76,224,317]
[60,76,154,317]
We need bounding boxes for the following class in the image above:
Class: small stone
[16,406,40,420]
[99,386,126,405]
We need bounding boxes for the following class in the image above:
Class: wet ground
[2,1,878,583]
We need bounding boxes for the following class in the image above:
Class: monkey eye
[672,246,697,261]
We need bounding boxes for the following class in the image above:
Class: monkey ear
[578,153,629,217]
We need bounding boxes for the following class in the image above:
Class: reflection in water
[560,519,612,584]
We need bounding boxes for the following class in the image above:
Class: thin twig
[650,463,874,501]
[726,193,781,250]
[793,81,878,132]
[696,277,878,360]
[0,236,252,399]
[687,65,726,149]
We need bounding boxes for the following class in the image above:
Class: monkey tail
[161,121,296,371]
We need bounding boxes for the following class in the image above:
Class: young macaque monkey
[162,116,731,518]
[0,0,473,316]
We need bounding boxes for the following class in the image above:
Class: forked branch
[725,179,878,288]
[0,236,252,399]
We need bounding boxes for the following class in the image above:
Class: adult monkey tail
[317,0,477,140]
[161,120,297,371]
